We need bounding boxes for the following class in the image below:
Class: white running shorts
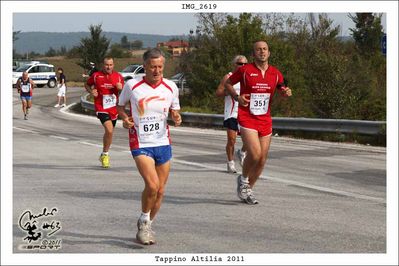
[57,84,66,97]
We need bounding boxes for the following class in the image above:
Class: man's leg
[235,128,261,202]
[240,128,261,178]
[226,129,237,173]
[21,100,27,119]
[247,134,272,188]
[226,129,237,161]
[134,155,159,244]
[102,120,114,153]
[150,161,170,220]
[98,119,114,168]
[134,155,160,214]
[26,99,32,113]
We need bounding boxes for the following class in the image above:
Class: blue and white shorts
[131,145,172,165]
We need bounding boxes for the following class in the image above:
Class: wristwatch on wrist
[233,94,239,101]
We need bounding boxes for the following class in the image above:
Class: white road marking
[78,141,103,148]
[49,135,69,140]
[13,127,38,134]
[266,176,385,203]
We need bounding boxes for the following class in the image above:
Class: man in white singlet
[216,55,248,173]
[117,48,182,245]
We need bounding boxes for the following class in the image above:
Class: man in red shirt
[225,40,292,204]
[85,57,124,168]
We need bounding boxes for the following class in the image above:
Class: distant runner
[216,55,248,173]
[85,57,124,168]
[16,71,35,120]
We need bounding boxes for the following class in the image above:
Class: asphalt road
[11,87,386,255]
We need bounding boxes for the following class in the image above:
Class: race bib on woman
[249,93,270,115]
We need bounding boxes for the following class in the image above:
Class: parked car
[13,60,41,71]
[119,64,145,81]
[12,63,57,88]
[170,73,190,95]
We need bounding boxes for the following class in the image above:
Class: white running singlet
[224,72,240,120]
[118,77,180,149]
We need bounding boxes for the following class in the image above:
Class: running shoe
[236,175,250,200]
[148,223,156,244]
[227,161,237,173]
[243,188,259,205]
[236,149,247,167]
[136,220,155,245]
[99,154,110,168]
[54,104,60,108]
[24,114,28,120]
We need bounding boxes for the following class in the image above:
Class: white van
[119,64,145,81]
[12,63,57,88]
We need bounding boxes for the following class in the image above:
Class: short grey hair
[232,55,248,64]
[143,48,165,63]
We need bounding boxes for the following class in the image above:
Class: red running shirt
[228,63,285,122]
[87,71,124,119]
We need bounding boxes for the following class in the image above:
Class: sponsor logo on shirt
[250,73,258,77]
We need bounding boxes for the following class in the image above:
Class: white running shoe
[236,149,247,167]
[236,175,250,200]
[136,220,155,245]
[54,104,60,108]
[243,188,259,205]
[227,161,237,173]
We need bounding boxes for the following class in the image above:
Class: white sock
[240,175,249,184]
[240,149,247,156]
[228,160,235,165]
[139,211,150,222]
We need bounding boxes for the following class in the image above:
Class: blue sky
[13,13,386,36]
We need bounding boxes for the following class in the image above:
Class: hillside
[13,31,188,54]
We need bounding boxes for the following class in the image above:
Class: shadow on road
[60,191,241,206]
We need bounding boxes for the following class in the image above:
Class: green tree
[59,46,67,56]
[76,24,110,70]
[346,13,386,120]
[45,47,57,57]
[349,13,384,57]
[13,30,21,42]
[66,46,81,58]
[108,43,131,58]
[120,35,130,49]
[181,13,266,113]
[13,30,21,58]
[131,40,143,50]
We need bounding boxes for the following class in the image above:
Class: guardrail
[80,93,386,136]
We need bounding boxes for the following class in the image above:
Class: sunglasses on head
[236,62,246,66]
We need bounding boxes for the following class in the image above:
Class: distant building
[157,40,190,57]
